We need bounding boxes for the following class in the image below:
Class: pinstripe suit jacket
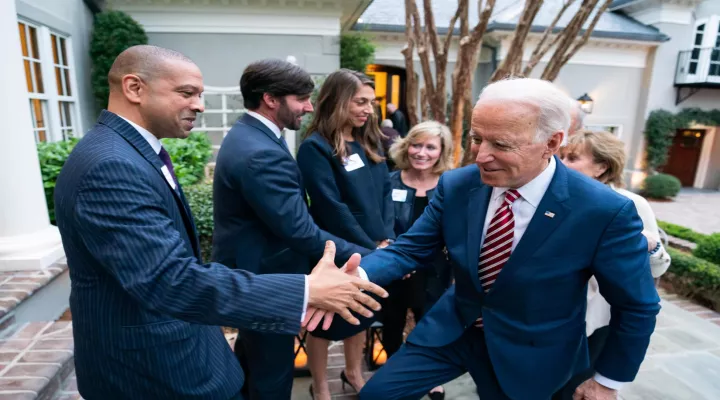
[54,110,306,399]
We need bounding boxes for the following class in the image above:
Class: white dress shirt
[122,114,309,322]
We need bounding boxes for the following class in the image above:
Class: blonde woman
[382,121,455,400]
[558,130,670,398]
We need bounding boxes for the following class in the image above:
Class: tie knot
[504,189,521,204]
[158,147,171,163]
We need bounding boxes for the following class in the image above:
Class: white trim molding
[618,0,702,26]
[693,124,716,189]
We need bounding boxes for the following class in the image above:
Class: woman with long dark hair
[297,69,395,400]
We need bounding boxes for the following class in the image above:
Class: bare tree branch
[559,0,612,67]
[490,0,544,82]
[523,0,575,76]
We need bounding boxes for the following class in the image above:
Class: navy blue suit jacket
[212,114,371,275]
[345,160,660,399]
[297,132,395,250]
[54,111,306,399]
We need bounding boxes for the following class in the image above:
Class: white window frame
[18,19,83,143]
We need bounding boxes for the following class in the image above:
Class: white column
[0,0,64,271]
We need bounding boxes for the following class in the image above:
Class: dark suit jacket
[212,114,371,276]
[54,110,306,399]
[297,132,395,250]
[328,160,660,399]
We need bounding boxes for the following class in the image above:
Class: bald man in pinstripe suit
[54,45,385,400]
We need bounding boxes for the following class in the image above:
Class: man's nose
[475,143,493,164]
[305,99,314,113]
[192,97,205,113]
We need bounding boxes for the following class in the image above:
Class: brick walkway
[649,189,720,235]
[0,264,67,321]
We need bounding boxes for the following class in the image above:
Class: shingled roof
[354,0,669,42]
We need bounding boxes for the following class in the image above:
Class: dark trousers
[381,273,427,357]
[553,325,611,400]
[359,328,510,400]
[235,329,295,400]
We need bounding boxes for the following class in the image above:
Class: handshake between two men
[303,241,384,332]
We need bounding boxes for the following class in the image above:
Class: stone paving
[648,189,720,235]
[0,263,67,321]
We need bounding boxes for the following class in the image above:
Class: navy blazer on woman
[297,132,395,250]
[212,114,371,276]
[54,111,307,399]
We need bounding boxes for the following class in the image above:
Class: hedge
[695,233,720,266]
[658,220,709,244]
[643,173,681,199]
[184,183,213,261]
[665,248,720,312]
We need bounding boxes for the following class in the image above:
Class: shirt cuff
[300,275,309,322]
[358,267,369,281]
[594,372,624,391]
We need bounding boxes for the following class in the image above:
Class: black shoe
[309,384,314,399]
[428,389,445,400]
[340,370,362,393]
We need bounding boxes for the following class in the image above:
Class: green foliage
[161,132,212,186]
[666,248,720,311]
[644,108,720,170]
[90,10,148,112]
[340,34,376,73]
[37,139,79,224]
[643,173,681,199]
[297,76,326,139]
[184,183,214,261]
[694,233,720,265]
[658,220,709,244]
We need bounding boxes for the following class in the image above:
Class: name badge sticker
[344,153,365,172]
[392,189,408,202]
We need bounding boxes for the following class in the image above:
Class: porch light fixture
[577,93,594,114]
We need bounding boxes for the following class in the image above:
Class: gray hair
[476,78,572,143]
[381,119,394,128]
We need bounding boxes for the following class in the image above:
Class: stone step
[0,321,75,399]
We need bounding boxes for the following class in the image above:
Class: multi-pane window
[17,20,81,143]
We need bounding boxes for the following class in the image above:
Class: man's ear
[262,93,279,110]
[545,131,564,157]
[121,74,144,105]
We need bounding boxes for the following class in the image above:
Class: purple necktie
[158,147,179,189]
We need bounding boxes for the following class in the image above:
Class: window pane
[23,60,33,92]
[59,102,74,127]
[60,37,68,66]
[689,61,698,74]
[710,63,719,76]
[33,61,44,93]
[695,33,703,46]
[37,129,47,143]
[55,67,64,95]
[691,48,700,60]
[64,69,72,96]
[30,99,46,129]
[698,24,706,32]
[29,26,39,59]
[51,34,60,64]
[18,23,29,57]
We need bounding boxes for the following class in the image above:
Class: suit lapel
[492,158,572,290]
[241,113,291,156]
[467,178,493,294]
[98,111,201,258]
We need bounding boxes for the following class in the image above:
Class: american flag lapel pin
[544,211,555,218]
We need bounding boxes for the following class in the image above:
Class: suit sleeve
[382,166,396,240]
[361,174,447,286]
[74,158,305,334]
[241,149,371,262]
[592,199,661,383]
[296,140,377,249]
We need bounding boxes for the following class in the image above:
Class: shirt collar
[246,111,282,139]
[119,116,162,154]
[491,156,557,208]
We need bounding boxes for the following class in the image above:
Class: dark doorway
[661,128,706,186]
[365,65,407,122]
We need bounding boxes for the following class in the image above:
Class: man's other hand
[573,379,618,400]
[305,241,387,329]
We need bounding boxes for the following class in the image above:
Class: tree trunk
[420,86,431,121]
[489,0,544,82]
[408,0,441,122]
[450,0,496,166]
[402,0,419,127]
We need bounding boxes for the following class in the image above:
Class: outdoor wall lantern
[577,93,594,114]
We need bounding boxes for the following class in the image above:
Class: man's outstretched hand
[303,241,387,331]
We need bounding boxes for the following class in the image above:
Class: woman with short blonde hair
[382,120,455,400]
[557,130,670,398]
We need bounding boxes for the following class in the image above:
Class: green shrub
[694,233,720,265]
[657,220,708,243]
[340,34,375,73]
[665,248,720,311]
[643,173,681,199]
[184,183,213,262]
[38,139,78,224]
[162,132,212,187]
[90,11,148,112]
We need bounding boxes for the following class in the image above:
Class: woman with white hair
[381,120,455,400]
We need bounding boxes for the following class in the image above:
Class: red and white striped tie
[474,189,521,328]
